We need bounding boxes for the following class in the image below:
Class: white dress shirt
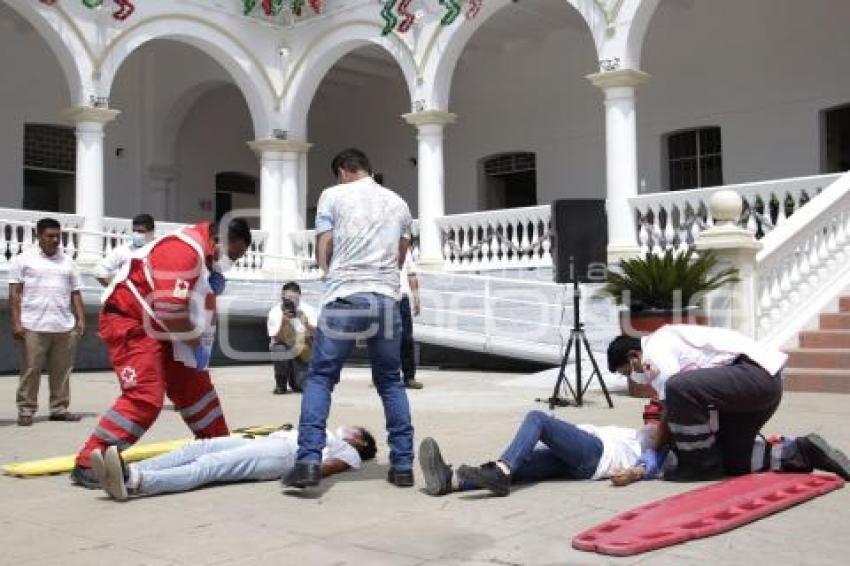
[8,247,82,332]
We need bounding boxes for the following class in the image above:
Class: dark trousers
[664,357,783,477]
[399,296,416,383]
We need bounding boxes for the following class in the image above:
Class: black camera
[283,298,297,317]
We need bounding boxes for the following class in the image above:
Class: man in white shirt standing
[607,324,788,480]
[8,218,85,426]
[267,281,317,394]
[399,248,423,389]
[94,213,155,286]
[285,148,416,490]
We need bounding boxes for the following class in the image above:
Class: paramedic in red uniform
[70,219,252,487]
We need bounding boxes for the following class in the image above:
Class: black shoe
[404,379,424,390]
[461,462,511,496]
[419,438,452,496]
[70,466,100,489]
[283,461,321,488]
[387,468,415,487]
[798,434,850,480]
[17,415,33,427]
[49,412,81,422]
[273,387,287,395]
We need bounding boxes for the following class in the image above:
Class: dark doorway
[823,105,850,173]
[481,152,537,210]
[23,169,74,213]
[215,191,233,223]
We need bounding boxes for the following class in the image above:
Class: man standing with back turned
[285,148,416,489]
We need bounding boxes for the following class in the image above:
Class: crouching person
[418,410,654,497]
[607,324,850,481]
[89,425,376,500]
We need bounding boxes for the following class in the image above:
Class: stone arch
[421,0,599,110]
[96,16,275,137]
[624,0,662,68]
[280,20,417,139]
[3,0,90,104]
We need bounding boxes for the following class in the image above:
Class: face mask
[630,372,650,385]
[130,232,147,249]
[335,426,356,442]
[215,253,234,273]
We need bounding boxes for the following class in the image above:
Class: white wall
[447,27,602,213]
[174,84,258,222]
[0,4,70,209]
[638,0,850,191]
[307,69,416,222]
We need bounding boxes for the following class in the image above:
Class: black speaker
[550,199,608,284]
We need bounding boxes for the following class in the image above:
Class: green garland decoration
[291,0,305,17]
[82,0,104,8]
[380,0,399,36]
[439,0,461,26]
[242,0,257,16]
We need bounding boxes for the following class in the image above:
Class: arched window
[23,124,76,212]
[664,127,723,191]
[480,152,537,210]
[822,104,850,173]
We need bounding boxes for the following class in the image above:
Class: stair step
[841,296,850,312]
[820,313,850,330]
[783,368,850,394]
[785,348,850,369]
[799,330,850,348]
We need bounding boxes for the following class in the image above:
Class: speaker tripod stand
[545,280,614,409]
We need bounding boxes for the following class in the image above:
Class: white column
[248,138,311,274]
[696,191,761,337]
[403,110,456,268]
[587,69,650,264]
[64,106,120,266]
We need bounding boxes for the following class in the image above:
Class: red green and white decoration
[242,0,324,17]
[40,0,135,21]
[380,0,483,36]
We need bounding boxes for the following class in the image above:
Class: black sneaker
[273,387,287,395]
[461,462,511,496]
[419,438,452,496]
[70,465,100,489]
[798,434,850,480]
[387,468,415,487]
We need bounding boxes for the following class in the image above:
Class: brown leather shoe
[49,412,82,422]
[17,415,33,427]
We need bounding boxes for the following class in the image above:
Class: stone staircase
[784,296,850,393]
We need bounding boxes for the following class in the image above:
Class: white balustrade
[290,229,320,276]
[754,172,850,346]
[232,229,268,278]
[0,208,84,265]
[629,173,842,253]
[435,205,552,271]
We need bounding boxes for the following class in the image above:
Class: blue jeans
[296,293,414,470]
[133,436,296,495]
[500,411,603,483]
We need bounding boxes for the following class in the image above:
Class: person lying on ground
[89,425,376,501]
[418,410,655,497]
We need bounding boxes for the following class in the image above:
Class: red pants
[76,312,229,467]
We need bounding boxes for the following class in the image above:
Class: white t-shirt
[315,177,412,305]
[266,302,318,338]
[94,244,132,280]
[268,429,362,470]
[577,425,642,480]
[8,247,83,332]
[399,250,417,298]
[640,324,788,400]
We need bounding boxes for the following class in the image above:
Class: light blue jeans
[133,436,295,495]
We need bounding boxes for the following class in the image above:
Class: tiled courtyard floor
[1,366,848,565]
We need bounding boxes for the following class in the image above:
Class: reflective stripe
[93,426,132,449]
[179,391,218,418]
[771,441,784,471]
[189,406,223,433]
[708,409,719,433]
[104,410,145,438]
[669,421,713,435]
[676,436,716,451]
[751,437,767,472]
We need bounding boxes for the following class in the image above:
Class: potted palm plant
[602,248,739,396]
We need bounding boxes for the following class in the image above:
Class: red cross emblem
[120,366,137,388]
